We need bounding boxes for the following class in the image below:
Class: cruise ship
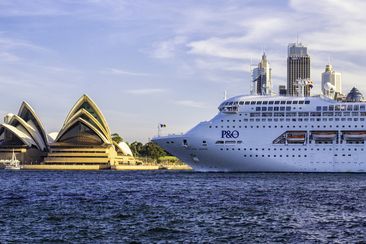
[152,88,366,172]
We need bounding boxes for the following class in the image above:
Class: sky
[1,0,366,143]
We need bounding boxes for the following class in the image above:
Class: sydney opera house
[0,95,135,170]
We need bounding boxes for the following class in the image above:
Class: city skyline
[1,0,366,142]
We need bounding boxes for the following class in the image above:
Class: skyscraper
[321,64,342,99]
[251,53,272,95]
[278,85,287,96]
[287,42,311,96]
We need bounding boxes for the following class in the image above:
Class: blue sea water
[1,171,366,243]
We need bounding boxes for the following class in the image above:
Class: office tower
[278,85,287,96]
[287,42,311,96]
[321,64,342,99]
[251,53,272,95]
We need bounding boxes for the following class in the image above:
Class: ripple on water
[1,171,366,242]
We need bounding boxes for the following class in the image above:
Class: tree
[129,141,144,157]
[141,142,167,162]
[111,133,123,144]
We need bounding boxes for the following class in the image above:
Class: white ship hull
[153,95,366,172]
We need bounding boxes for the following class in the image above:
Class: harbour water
[1,170,366,242]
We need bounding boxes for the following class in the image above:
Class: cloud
[126,88,166,95]
[151,36,187,59]
[102,68,151,76]
[175,100,207,109]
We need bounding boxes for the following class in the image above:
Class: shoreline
[18,164,192,171]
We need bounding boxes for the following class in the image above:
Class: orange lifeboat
[287,133,306,142]
[311,131,337,140]
[343,131,366,140]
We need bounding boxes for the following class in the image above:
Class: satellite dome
[346,87,364,102]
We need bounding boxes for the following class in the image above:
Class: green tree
[141,142,167,162]
[129,141,144,156]
[111,133,123,144]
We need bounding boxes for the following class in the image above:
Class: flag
[159,124,167,128]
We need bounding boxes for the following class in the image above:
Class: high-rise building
[287,42,311,96]
[321,64,342,99]
[278,85,287,96]
[251,53,272,95]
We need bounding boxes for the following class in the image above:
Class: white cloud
[126,88,166,95]
[151,36,187,59]
[175,100,207,109]
[102,68,151,76]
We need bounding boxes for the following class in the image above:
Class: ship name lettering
[221,130,239,139]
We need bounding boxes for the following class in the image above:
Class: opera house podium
[0,95,135,170]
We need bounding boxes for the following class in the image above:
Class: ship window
[305,101,310,104]
[316,106,321,111]
[269,101,274,104]
[262,107,267,111]
[286,106,291,111]
[274,112,284,117]
[354,105,359,110]
[239,101,244,105]
[293,101,298,104]
[343,112,350,116]
[280,107,285,111]
[275,101,280,104]
[299,101,304,104]
[256,107,260,111]
[250,112,260,117]
[280,101,286,104]
[257,101,262,104]
[250,101,255,104]
[225,141,236,144]
[286,101,292,104]
[329,105,334,111]
[360,105,365,111]
[323,106,328,111]
[347,105,353,111]
[268,107,273,111]
[352,112,359,116]
[274,107,279,111]
[340,105,346,111]
[245,101,250,105]
[299,112,309,116]
[262,101,268,104]
[229,102,233,105]
[262,112,272,117]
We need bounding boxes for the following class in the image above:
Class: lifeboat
[287,133,306,142]
[343,131,366,140]
[311,131,337,140]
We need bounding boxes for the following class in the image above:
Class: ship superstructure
[153,94,366,172]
